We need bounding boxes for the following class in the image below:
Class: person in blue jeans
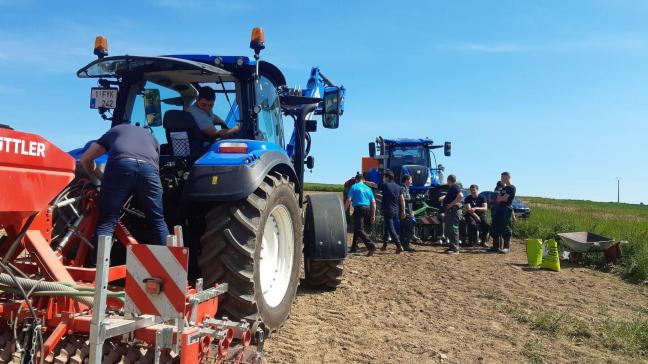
[80,123,169,265]
[379,170,407,253]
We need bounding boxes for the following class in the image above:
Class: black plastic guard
[303,193,348,260]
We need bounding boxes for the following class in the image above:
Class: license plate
[90,88,118,109]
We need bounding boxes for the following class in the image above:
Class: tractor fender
[182,150,298,202]
[303,193,347,260]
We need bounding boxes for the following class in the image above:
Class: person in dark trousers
[488,181,504,252]
[463,184,490,246]
[442,174,464,254]
[344,174,377,256]
[80,123,170,264]
[491,172,516,253]
[379,170,406,253]
[399,174,416,252]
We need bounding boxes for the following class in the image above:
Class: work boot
[381,242,388,251]
[395,244,404,254]
[501,236,511,254]
[489,236,501,252]
[367,246,376,257]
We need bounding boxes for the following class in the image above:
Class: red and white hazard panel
[124,245,189,319]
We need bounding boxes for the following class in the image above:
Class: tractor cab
[365,137,451,191]
[77,55,281,161]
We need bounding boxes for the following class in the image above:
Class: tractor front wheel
[198,172,302,332]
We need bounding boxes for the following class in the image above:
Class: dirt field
[265,237,648,363]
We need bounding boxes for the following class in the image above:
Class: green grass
[508,305,648,359]
[303,182,344,193]
[514,197,648,282]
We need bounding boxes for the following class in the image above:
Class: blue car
[478,191,531,218]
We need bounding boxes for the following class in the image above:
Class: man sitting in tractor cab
[188,86,240,140]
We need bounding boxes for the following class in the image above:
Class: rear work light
[143,277,163,295]
[219,142,248,154]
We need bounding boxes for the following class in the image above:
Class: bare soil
[265,237,648,363]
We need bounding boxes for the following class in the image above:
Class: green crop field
[304,182,344,193]
[514,197,648,282]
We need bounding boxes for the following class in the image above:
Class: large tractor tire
[198,172,303,331]
[304,259,344,289]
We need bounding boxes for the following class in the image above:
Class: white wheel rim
[259,204,294,308]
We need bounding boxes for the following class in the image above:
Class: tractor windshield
[388,145,430,169]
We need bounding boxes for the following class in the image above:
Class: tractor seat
[163,110,206,161]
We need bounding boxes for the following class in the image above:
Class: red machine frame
[0,129,258,363]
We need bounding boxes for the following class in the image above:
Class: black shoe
[349,246,358,253]
[367,247,376,256]
[395,244,404,254]
[380,243,388,251]
[404,247,416,252]
[445,249,459,255]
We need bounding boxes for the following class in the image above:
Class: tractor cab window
[388,146,430,169]
[132,84,182,144]
[255,76,284,147]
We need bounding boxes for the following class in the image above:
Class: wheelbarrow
[557,232,627,264]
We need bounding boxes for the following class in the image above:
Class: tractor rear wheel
[198,172,302,331]
[304,259,344,289]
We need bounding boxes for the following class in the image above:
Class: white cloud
[149,0,253,11]
[436,35,647,54]
[0,84,25,95]
[437,43,526,53]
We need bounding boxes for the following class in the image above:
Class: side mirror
[143,89,162,127]
[369,142,376,158]
[306,156,315,169]
[322,86,344,129]
[444,141,451,157]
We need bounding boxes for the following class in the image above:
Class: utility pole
[617,177,620,203]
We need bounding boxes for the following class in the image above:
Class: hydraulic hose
[0,273,94,308]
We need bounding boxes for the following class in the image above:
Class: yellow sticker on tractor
[211,176,218,185]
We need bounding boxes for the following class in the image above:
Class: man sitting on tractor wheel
[463,184,489,247]
[188,86,240,140]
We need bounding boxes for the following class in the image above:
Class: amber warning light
[250,27,265,59]
[94,36,108,59]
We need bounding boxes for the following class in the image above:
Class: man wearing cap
[80,123,170,265]
[188,86,240,139]
[491,172,517,253]
[344,174,377,256]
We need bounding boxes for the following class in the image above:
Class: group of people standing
[344,171,417,256]
[442,171,516,254]
[344,170,517,256]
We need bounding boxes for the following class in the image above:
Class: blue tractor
[363,136,452,241]
[68,29,348,332]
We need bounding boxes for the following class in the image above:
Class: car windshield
[388,145,429,169]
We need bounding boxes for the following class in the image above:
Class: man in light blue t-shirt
[344,173,377,256]
[187,86,240,139]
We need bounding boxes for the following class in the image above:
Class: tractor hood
[400,164,433,188]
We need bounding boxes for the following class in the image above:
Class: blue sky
[1,0,647,203]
